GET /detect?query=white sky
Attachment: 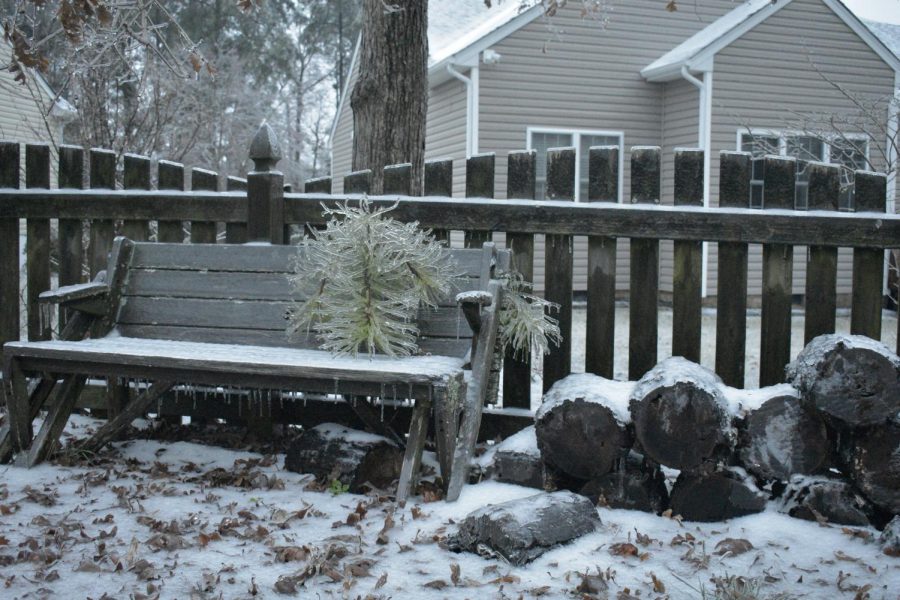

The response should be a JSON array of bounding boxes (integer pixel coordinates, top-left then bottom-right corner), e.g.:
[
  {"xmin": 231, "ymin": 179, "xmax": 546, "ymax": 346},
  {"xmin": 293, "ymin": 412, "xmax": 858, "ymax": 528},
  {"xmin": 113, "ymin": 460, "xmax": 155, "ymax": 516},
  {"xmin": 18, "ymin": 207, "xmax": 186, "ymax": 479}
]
[{"xmin": 842, "ymin": 0, "xmax": 900, "ymax": 24}]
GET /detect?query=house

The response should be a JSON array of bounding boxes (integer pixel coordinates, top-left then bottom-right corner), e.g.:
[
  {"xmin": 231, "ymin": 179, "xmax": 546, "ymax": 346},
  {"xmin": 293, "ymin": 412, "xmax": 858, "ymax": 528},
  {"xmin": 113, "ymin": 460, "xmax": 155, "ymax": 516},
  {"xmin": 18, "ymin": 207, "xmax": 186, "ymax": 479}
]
[{"xmin": 331, "ymin": 0, "xmax": 900, "ymax": 301}]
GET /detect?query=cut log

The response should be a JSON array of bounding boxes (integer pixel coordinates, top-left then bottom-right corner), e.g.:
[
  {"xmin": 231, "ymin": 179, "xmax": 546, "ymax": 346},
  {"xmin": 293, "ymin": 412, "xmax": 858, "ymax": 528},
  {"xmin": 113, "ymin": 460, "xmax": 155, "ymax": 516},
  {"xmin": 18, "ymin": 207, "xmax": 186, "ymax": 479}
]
[
  {"xmin": 579, "ymin": 451, "xmax": 669, "ymax": 514},
  {"xmin": 842, "ymin": 420, "xmax": 900, "ymax": 515},
  {"xmin": 881, "ymin": 516, "xmax": 900, "ymax": 556},
  {"xmin": 481, "ymin": 426, "xmax": 543, "ymax": 489},
  {"xmin": 535, "ymin": 374, "xmax": 633, "ymax": 480},
  {"xmin": 735, "ymin": 386, "xmax": 831, "ymax": 482},
  {"xmin": 445, "ymin": 491, "xmax": 600, "ymax": 565},
  {"xmin": 630, "ymin": 357, "xmax": 734, "ymax": 471},
  {"xmin": 284, "ymin": 423, "xmax": 402, "ymax": 493},
  {"xmin": 779, "ymin": 476, "xmax": 874, "ymax": 527},
  {"xmin": 786, "ymin": 334, "xmax": 900, "ymax": 428},
  {"xmin": 669, "ymin": 468, "xmax": 767, "ymax": 522}
]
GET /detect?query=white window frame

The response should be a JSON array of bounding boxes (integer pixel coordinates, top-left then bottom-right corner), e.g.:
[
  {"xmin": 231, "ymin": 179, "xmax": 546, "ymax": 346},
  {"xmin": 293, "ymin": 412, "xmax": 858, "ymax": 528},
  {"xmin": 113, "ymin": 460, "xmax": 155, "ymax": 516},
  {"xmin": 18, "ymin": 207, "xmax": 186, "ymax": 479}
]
[
  {"xmin": 526, "ymin": 127, "xmax": 625, "ymax": 202},
  {"xmin": 735, "ymin": 128, "xmax": 870, "ymax": 166}
]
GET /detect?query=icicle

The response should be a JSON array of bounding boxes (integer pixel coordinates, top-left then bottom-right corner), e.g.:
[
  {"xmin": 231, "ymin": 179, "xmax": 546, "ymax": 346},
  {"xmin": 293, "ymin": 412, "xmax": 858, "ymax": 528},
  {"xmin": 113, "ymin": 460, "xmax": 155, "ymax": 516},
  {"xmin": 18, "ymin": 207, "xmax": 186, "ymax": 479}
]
[
  {"xmin": 279, "ymin": 393, "xmax": 284, "ymax": 410},
  {"xmin": 267, "ymin": 393, "xmax": 272, "ymax": 416},
  {"xmin": 380, "ymin": 397, "xmax": 385, "ymax": 422},
  {"xmin": 303, "ymin": 392, "xmax": 307, "ymax": 408},
  {"xmin": 333, "ymin": 378, "xmax": 340, "ymax": 402},
  {"xmin": 456, "ymin": 304, "xmax": 462, "ymax": 340},
  {"xmin": 407, "ymin": 382, "xmax": 413, "ymax": 407},
  {"xmin": 238, "ymin": 395, "xmax": 242, "ymax": 417},
  {"xmin": 392, "ymin": 384, "xmax": 397, "ymax": 405}
]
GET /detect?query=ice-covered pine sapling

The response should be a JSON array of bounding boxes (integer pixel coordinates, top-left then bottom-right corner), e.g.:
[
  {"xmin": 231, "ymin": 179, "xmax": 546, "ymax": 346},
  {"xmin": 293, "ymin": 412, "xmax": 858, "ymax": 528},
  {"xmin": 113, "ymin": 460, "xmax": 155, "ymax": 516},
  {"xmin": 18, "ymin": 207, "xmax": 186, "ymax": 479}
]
[
  {"xmin": 498, "ymin": 270, "xmax": 562, "ymax": 362},
  {"xmin": 286, "ymin": 199, "xmax": 458, "ymax": 357}
]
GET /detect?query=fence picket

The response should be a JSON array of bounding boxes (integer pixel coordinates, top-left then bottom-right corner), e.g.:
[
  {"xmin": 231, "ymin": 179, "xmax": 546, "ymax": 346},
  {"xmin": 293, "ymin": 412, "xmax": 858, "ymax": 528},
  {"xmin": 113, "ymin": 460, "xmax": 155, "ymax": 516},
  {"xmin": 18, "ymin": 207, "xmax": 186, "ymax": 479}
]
[
  {"xmin": 88, "ymin": 149, "xmax": 116, "ymax": 278},
  {"xmin": 190, "ymin": 168, "xmax": 219, "ymax": 244},
  {"xmin": 225, "ymin": 176, "xmax": 248, "ymax": 243},
  {"xmin": 851, "ymin": 171, "xmax": 887, "ymax": 340},
  {"xmin": 57, "ymin": 146, "xmax": 85, "ymax": 329},
  {"xmin": 672, "ymin": 149, "xmax": 704, "ymax": 362},
  {"xmin": 122, "ymin": 154, "xmax": 152, "ymax": 242},
  {"xmin": 503, "ymin": 150, "xmax": 536, "ymax": 409},
  {"xmin": 628, "ymin": 146, "xmax": 661, "ymax": 380},
  {"xmin": 760, "ymin": 155, "xmax": 796, "ymax": 386},
  {"xmin": 543, "ymin": 147, "xmax": 575, "ymax": 391},
  {"xmin": 25, "ymin": 144, "xmax": 51, "ymax": 341},
  {"xmin": 585, "ymin": 146, "xmax": 618, "ymax": 378},
  {"xmin": 804, "ymin": 163, "xmax": 840, "ymax": 343},
  {"xmin": 383, "ymin": 163, "xmax": 412, "ymax": 196},
  {"xmin": 0, "ymin": 142, "xmax": 20, "ymax": 345},
  {"xmin": 424, "ymin": 159, "xmax": 452, "ymax": 244},
  {"xmin": 715, "ymin": 152, "xmax": 751, "ymax": 387},
  {"xmin": 344, "ymin": 170, "xmax": 372, "ymax": 194},
  {"xmin": 157, "ymin": 161, "xmax": 185, "ymax": 243},
  {"xmin": 464, "ymin": 154, "xmax": 494, "ymax": 249}
]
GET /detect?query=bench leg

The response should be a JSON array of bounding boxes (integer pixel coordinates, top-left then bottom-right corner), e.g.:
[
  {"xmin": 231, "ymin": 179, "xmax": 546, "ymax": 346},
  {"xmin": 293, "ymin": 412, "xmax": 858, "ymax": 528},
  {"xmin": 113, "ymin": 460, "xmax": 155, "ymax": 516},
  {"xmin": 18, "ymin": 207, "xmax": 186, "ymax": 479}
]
[
  {"xmin": 79, "ymin": 380, "xmax": 175, "ymax": 455},
  {"xmin": 396, "ymin": 392, "xmax": 433, "ymax": 505},
  {"xmin": 2, "ymin": 358, "xmax": 37, "ymax": 460},
  {"xmin": 433, "ymin": 381, "xmax": 463, "ymax": 482},
  {"xmin": 446, "ymin": 377, "xmax": 479, "ymax": 502},
  {"xmin": 0, "ymin": 372, "xmax": 57, "ymax": 463},
  {"xmin": 22, "ymin": 373, "xmax": 87, "ymax": 467}
]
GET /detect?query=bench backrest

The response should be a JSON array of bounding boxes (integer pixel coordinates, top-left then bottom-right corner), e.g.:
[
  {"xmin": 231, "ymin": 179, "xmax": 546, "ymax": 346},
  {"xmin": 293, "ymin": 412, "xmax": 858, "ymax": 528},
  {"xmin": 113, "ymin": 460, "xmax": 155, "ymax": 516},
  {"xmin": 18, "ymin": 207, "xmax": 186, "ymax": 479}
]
[{"xmin": 109, "ymin": 239, "xmax": 505, "ymax": 357}]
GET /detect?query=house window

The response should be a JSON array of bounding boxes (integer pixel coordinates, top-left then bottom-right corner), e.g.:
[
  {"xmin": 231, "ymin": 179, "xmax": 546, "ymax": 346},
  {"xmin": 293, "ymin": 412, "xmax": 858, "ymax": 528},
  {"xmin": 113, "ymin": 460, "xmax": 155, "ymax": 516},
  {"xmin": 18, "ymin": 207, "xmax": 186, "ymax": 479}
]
[
  {"xmin": 528, "ymin": 128, "xmax": 624, "ymax": 201},
  {"xmin": 738, "ymin": 130, "xmax": 869, "ymax": 210}
]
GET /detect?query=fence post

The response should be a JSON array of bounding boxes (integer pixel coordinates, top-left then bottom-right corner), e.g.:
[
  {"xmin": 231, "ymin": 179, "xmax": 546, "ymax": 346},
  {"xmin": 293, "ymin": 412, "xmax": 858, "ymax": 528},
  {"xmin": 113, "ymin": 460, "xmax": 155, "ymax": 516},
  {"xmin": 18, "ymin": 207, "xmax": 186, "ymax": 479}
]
[
  {"xmin": 25, "ymin": 144, "xmax": 51, "ymax": 341},
  {"xmin": 304, "ymin": 176, "xmax": 332, "ymax": 194},
  {"xmin": 344, "ymin": 170, "xmax": 372, "ymax": 194},
  {"xmin": 503, "ymin": 150, "xmax": 536, "ymax": 409},
  {"xmin": 157, "ymin": 161, "xmax": 186, "ymax": 243},
  {"xmin": 543, "ymin": 147, "xmax": 575, "ymax": 392},
  {"xmin": 425, "ymin": 159, "xmax": 452, "ymax": 244},
  {"xmin": 465, "ymin": 154, "xmax": 495, "ymax": 248},
  {"xmin": 715, "ymin": 152, "xmax": 751, "ymax": 388},
  {"xmin": 851, "ymin": 171, "xmax": 888, "ymax": 340},
  {"xmin": 122, "ymin": 154, "xmax": 151, "ymax": 241},
  {"xmin": 247, "ymin": 123, "xmax": 285, "ymax": 244},
  {"xmin": 58, "ymin": 146, "xmax": 85, "ymax": 328},
  {"xmin": 88, "ymin": 149, "xmax": 116, "ymax": 279},
  {"xmin": 672, "ymin": 148, "xmax": 704, "ymax": 362},
  {"xmin": 804, "ymin": 162, "xmax": 840, "ymax": 343},
  {"xmin": 225, "ymin": 176, "xmax": 249, "ymax": 243},
  {"xmin": 585, "ymin": 146, "xmax": 618, "ymax": 379},
  {"xmin": 190, "ymin": 167, "xmax": 219, "ymax": 244},
  {"xmin": 383, "ymin": 163, "xmax": 412, "ymax": 196},
  {"xmin": 629, "ymin": 146, "xmax": 661, "ymax": 380},
  {"xmin": 0, "ymin": 142, "xmax": 20, "ymax": 346},
  {"xmin": 759, "ymin": 155, "xmax": 796, "ymax": 386}
]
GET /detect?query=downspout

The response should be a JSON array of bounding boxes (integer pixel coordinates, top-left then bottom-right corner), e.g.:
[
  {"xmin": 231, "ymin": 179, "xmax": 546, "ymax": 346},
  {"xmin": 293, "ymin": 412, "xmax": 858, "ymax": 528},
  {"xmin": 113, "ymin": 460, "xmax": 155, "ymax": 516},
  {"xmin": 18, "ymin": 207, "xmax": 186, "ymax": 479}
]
[
  {"xmin": 447, "ymin": 64, "xmax": 477, "ymax": 157},
  {"xmin": 681, "ymin": 65, "xmax": 713, "ymax": 297}
]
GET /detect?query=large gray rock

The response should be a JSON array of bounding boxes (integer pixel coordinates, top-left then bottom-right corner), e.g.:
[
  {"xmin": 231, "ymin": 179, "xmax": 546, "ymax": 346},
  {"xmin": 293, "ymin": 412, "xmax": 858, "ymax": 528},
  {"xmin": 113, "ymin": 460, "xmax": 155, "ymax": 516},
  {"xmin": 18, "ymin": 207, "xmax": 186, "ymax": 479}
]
[
  {"xmin": 881, "ymin": 516, "xmax": 900, "ymax": 556},
  {"xmin": 446, "ymin": 491, "xmax": 600, "ymax": 565},
  {"xmin": 779, "ymin": 476, "xmax": 874, "ymax": 527}
]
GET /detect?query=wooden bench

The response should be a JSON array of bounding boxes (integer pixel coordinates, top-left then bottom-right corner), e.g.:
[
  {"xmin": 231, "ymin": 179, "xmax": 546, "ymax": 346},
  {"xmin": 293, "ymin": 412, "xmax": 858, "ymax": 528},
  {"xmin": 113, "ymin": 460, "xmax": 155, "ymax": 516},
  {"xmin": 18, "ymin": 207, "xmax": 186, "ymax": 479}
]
[{"xmin": 1, "ymin": 237, "xmax": 509, "ymax": 501}]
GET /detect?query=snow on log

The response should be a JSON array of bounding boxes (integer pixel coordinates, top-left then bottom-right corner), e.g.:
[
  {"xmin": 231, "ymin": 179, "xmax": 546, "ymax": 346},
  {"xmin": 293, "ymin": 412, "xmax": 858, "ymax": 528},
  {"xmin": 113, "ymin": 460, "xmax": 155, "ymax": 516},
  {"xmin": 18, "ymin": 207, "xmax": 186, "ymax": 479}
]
[
  {"xmin": 786, "ymin": 334, "xmax": 900, "ymax": 428},
  {"xmin": 479, "ymin": 426, "xmax": 543, "ymax": 489},
  {"xmin": 283, "ymin": 423, "xmax": 402, "ymax": 493},
  {"xmin": 779, "ymin": 476, "xmax": 874, "ymax": 527},
  {"xmin": 579, "ymin": 451, "xmax": 668, "ymax": 514},
  {"xmin": 734, "ymin": 385, "xmax": 831, "ymax": 482},
  {"xmin": 842, "ymin": 420, "xmax": 900, "ymax": 515},
  {"xmin": 629, "ymin": 358, "xmax": 734, "ymax": 471},
  {"xmin": 669, "ymin": 467, "xmax": 767, "ymax": 522},
  {"xmin": 445, "ymin": 491, "xmax": 600, "ymax": 565},
  {"xmin": 535, "ymin": 374, "xmax": 634, "ymax": 480}
]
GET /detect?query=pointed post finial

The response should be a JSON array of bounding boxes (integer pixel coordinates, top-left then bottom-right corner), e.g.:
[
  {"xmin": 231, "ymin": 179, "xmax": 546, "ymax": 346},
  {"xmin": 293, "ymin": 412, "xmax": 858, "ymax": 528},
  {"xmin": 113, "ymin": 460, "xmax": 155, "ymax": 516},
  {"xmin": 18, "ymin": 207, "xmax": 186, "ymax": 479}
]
[{"xmin": 249, "ymin": 122, "xmax": 282, "ymax": 172}]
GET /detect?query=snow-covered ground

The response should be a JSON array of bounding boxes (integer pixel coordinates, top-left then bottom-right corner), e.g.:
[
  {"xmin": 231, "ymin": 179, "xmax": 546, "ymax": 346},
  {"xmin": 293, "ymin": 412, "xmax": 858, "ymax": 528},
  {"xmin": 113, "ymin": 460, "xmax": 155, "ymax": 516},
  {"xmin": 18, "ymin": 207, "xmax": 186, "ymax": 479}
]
[{"xmin": 0, "ymin": 415, "xmax": 897, "ymax": 599}]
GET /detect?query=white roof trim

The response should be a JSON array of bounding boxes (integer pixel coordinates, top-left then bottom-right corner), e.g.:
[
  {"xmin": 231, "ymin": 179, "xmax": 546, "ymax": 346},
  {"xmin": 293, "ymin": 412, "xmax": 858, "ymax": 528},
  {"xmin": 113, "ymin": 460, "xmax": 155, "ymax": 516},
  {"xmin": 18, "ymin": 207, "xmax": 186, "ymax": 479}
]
[
  {"xmin": 329, "ymin": 34, "xmax": 361, "ymax": 149},
  {"xmin": 643, "ymin": 0, "xmax": 900, "ymax": 82}
]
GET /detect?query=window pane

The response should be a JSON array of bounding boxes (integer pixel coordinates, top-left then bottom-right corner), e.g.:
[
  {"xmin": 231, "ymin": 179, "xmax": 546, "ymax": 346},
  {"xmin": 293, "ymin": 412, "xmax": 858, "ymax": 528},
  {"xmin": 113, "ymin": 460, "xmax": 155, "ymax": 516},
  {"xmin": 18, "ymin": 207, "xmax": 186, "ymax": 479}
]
[
  {"xmin": 532, "ymin": 132, "xmax": 573, "ymax": 200},
  {"xmin": 786, "ymin": 136, "xmax": 825, "ymax": 162},
  {"xmin": 741, "ymin": 133, "xmax": 779, "ymax": 158},
  {"xmin": 830, "ymin": 139, "xmax": 867, "ymax": 211},
  {"xmin": 580, "ymin": 135, "xmax": 619, "ymax": 201}
]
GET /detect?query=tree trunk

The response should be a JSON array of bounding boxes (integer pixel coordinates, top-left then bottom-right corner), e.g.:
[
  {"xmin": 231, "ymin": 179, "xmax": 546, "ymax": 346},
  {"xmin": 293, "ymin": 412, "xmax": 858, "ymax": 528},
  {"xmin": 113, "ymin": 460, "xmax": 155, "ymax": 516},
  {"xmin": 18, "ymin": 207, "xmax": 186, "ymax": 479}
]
[{"xmin": 350, "ymin": 0, "xmax": 427, "ymax": 194}]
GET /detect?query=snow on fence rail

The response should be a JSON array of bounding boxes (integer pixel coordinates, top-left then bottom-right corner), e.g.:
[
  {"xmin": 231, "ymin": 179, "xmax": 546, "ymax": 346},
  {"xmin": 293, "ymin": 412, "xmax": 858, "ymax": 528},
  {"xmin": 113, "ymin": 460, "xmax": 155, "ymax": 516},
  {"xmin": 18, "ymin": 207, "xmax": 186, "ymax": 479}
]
[{"xmin": 0, "ymin": 130, "xmax": 898, "ymax": 424}]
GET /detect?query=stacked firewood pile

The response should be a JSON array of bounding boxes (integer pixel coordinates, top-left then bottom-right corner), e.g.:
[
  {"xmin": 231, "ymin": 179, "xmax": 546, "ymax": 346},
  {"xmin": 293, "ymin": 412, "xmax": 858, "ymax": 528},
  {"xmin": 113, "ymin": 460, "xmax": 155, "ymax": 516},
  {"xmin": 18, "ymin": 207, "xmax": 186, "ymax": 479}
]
[{"xmin": 495, "ymin": 334, "xmax": 899, "ymax": 527}]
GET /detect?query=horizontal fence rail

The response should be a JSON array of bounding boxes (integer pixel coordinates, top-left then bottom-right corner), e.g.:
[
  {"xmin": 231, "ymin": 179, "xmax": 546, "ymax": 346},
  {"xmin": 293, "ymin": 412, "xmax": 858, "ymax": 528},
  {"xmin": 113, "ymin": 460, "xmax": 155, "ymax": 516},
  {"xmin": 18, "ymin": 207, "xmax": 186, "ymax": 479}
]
[{"xmin": 0, "ymin": 137, "xmax": 897, "ymax": 422}]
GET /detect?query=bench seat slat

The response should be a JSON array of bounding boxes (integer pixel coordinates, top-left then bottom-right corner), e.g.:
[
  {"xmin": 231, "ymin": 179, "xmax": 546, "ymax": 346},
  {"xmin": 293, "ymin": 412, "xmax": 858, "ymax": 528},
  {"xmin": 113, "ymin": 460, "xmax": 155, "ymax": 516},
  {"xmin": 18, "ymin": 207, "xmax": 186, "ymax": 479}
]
[{"xmin": 4, "ymin": 338, "xmax": 465, "ymax": 384}]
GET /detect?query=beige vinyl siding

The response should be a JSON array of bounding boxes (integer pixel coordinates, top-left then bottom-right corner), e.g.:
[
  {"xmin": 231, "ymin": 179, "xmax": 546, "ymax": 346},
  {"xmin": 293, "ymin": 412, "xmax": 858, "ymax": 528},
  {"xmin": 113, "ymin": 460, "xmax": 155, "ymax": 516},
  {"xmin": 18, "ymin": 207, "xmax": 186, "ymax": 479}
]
[
  {"xmin": 424, "ymin": 77, "xmax": 468, "ymax": 196},
  {"xmin": 709, "ymin": 0, "xmax": 896, "ymax": 298},
  {"xmin": 478, "ymin": 0, "xmax": 736, "ymax": 294},
  {"xmin": 330, "ymin": 55, "xmax": 359, "ymax": 194}
]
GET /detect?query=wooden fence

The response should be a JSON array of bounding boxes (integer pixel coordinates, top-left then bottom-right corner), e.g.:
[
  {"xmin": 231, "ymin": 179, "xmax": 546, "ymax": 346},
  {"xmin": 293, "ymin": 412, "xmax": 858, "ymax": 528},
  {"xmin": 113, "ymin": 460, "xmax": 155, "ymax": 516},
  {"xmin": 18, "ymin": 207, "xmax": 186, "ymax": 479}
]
[{"xmin": 1, "ymin": 131, "xmax": 898, "ymax": 418}]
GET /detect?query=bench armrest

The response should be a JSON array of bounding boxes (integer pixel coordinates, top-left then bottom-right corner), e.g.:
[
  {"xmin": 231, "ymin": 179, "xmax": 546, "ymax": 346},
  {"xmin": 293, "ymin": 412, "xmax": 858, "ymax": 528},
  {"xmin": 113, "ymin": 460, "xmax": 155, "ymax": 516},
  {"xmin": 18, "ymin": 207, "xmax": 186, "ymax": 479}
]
[
  {"xmin": 39, "ymin": 281, "xmax": 108, "ymax": 305},
  {"xmin": 456, "ymin": 290, "xmax": 493, "ymax": 335}
]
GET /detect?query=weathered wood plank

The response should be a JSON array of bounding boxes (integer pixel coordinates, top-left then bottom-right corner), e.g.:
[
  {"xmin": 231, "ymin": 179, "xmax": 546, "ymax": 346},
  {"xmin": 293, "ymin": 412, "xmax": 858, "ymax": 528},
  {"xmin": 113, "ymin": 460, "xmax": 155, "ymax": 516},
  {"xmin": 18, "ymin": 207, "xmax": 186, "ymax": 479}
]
[
  {"xmin": 464, "ymin": 154, "xmax": 495, "ymax": 248},
  {"xmin": 23, "ymin": 374, "xmax": 87, "ymax": 467},
  {"xmin": 543, "ymin": 148, "xmax": 575, "ymax": 392},
  {"xmin": 503, "ymin": 150, "xmax": 535, "ymax": 408},
  {"xmin": 397, "ymin": 385, "xmax": 433, "ymax": 504},
  {"xmin": 88, "ymin": 149, "xmax": 117, "ymax": 278},
  {"xmin": 672, "ymin": 149, "xmax": 704, "ymax": 362},
  {"xmin": 303, "ymin": 176, "xmax": 331, "ymax": 194},
  {"xmin": 804, "ymin": 162, "xmax": 840, "ymax": 344},
  {"xmin": 628, "ymin": 147, "xmax": 661, "ymax": 380},
  {"xmin": 3, "ymin": 358, "xmax": 33, "ymax": 454},
  {"xmin": 190, "ymin": 168, "xmax": 218, "ymax": 244},
  {"xmin": 157, "ymin": 160, "xmax": 186, "ymax": 242},
  {"xmin": 851, "ymin": 171, "xmax": 887, "ymax": 340},
  {"xmin": 225, "ymin": 176, "xmax": 249, "ymax": 243},
  {"xmin": 122, "ymin": 154, "xmax": 152, "ymax": 241},
  {"xmin": 425, "ymin": 159, "xmax": 452, "ymax": 244},
  {"xmin": 585, "ymin": 146, "xmax": 618, "ymax": 378},
  {"xmin": 79, "ymin": 381, "xmax": 175, "ymax": 454},
  {"xmin": 343, "ymin": 170, "xmax": 372, "ymax": 194},
  {"xmin": 760, "ymin": 156, "xmax": 796, "ymax": 386},
  {"xmin": 715, "ymin": 152, "xmax": 751, "ymax": 388},
  {"xmin": 57, "ymin": 146, "xmax": 85, "ymax": 329},
  {"xmin": 25, "ymin": 144, "xmax": 51, "ymax": 341},
  {"xmin": 0, "ymin": 376, "xmax": 56, "ymax": 463},
  {"xmin": 383, "ymin": 163, "xmax": 412, "ymax": 196},
  {"xmin": 0, "ymin": 142, "xmax": 19, "ymax": 346}
]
